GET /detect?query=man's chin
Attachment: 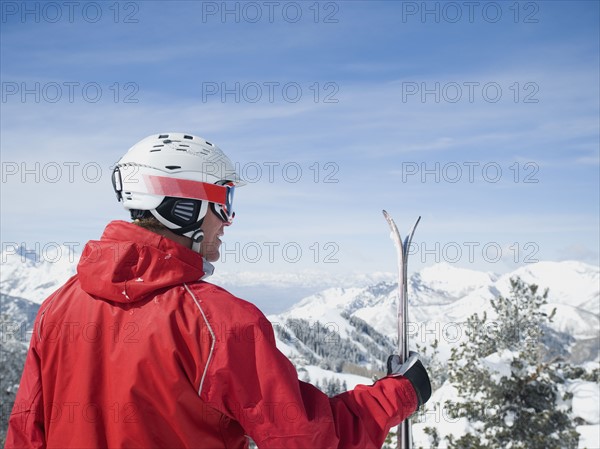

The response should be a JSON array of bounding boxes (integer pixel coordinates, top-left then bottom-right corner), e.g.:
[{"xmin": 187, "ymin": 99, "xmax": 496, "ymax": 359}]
[
  {"xmin": 201, "ymin": 241, "xmax": 222, "ymax": 261},
  {"xmin": 204, "ymin": 251, "xmax": 220, "ymax": 263}
]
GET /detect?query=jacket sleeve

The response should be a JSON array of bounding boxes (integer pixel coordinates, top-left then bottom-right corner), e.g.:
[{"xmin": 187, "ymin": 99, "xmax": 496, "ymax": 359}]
[
  {"xmin": 4, "ymin": 332, "xmax": 45, "ymax": 449},
  {"xmin": 199, "ymin": 299, "xmax": 418, "ymax": 449}
]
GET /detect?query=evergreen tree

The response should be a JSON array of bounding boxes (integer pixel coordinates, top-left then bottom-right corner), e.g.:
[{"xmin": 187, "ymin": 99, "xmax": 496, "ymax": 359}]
[
  {"xmin": 416, "ymin": 338, "xmax": 446, "ymax": 391},
  {"xmin": 444, "ymin": 278, "xmax": 580, "ymax": 449}
]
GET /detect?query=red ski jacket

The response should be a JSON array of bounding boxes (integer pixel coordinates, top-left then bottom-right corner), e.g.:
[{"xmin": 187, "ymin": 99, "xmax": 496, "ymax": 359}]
[{"xmin": 6, "ymin": 221, "xmax": 418, "ymax": 449}]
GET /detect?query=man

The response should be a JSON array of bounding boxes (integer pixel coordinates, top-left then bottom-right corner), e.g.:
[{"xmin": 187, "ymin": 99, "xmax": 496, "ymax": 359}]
[{"xmin": 6, "ymin": 133, "xmax": 431, "ymax": 448}]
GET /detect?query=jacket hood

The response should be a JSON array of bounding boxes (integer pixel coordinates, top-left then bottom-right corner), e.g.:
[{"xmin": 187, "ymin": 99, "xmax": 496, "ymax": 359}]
[{"xmin": 77, "ymin": 221, "xmax": 205, "ymax": 303}]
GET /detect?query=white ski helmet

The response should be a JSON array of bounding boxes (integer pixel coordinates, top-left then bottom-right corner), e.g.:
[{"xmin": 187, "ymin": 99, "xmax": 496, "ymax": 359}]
[{"xmin": 112, "ymin": 133, "xmax": 244, "ymax": 250}]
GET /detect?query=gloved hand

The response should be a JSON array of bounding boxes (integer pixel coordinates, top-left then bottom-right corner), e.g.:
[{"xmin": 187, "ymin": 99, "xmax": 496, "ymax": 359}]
[{"xmin": 387, "ymin": 351, "xmax": 432, "ymax": 408}]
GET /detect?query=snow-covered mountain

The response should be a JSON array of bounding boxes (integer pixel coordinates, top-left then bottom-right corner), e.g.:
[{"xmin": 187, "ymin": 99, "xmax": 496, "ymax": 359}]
[
  {"xmin": 0, "ymin": 245, "xmax": 78, "ymax": 304},
  {"xmin": 270, "ymin": 261, "xmax": 598, "ymax": 361}
]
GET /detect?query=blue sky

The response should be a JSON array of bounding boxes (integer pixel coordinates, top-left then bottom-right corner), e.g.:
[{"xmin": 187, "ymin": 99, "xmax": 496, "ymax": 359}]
[{"xmin": 1, "ymin": 0, "xmax": 598, "ymax": 277}]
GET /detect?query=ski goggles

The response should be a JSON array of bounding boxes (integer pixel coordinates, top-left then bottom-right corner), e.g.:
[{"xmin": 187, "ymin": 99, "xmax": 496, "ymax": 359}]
[
  {"xmin": 212, "ymin": 182, "xmax": 236, "ymax": 224},
  {"xmin": 144, "ymin": 175, "xmax": 236, "ymax": 223}
]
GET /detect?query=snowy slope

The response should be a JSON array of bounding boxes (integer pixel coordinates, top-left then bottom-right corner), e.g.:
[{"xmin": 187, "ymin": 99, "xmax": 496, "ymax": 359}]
[
  {"xmin": 299, "ymin": 365, "xmax": 372, "ymax": 391},
  {"xmin": 273, "ymin": 286, "xmax": 366, "ymax": 339}
]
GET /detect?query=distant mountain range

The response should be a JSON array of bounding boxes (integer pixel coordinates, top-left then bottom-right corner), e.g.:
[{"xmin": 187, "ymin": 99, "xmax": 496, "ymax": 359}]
[{"xmin": 269, "ymin": 260, "xmax": 599, "ymax": 364}]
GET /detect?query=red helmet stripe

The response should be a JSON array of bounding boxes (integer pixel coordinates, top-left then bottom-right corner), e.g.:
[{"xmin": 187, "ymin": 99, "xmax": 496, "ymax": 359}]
[{"xmin": 143, "ymin": 174, "xmax": 227, "ymax": 205}]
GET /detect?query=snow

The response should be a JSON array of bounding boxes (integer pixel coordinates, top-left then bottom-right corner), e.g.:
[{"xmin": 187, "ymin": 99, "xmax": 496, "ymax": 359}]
[
  {"xmin": 577, "ymin": 424, "xmax": 600, "ymax": 449},
  {"xmin": 568, "ymin": 380, "xmax": 600, "ymax": 425},
  {"xmin": 300, "ymin": 365, "xmax": 372, "ymax": 390},
  {"xmin": 353, "ymin": 301, "xmax": 397, "ymax": 338},
  {"xmin": 273, "ymin": 335, "xmax": 302, "ymax": 359},
  {"xmin": 504, "ymin": 410, "xmax": 516, "ymax": 427},
  {"xmin": 418, "ymin": 262, "xmax": 498, "ymax": 298},
  {"xmin": 497, "ymin": 261, "xmax": 599, "ymax": 309},
  {"xmin": 412, "ymin": 383, "xmax": 471, "ymax": 448},
  {"xmin": 1, "ymin": 245, "xmax": 78, "ymax": 303},
  {"xmin": 544, "ymin": 304, "xmax": 599, "ymax": 339},
  {"xmin": 482, "ymin": 350, "xmax": 517, "ymax": 380},
  {"xmin": 271, "ymin": 287, "xmax": 364, "ymax": 339}
]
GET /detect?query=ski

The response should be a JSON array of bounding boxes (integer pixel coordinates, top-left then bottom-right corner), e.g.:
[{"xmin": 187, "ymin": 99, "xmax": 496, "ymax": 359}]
[{"xmin": 382, "ymin": 210, "xmax": 421, "ymax": 449}]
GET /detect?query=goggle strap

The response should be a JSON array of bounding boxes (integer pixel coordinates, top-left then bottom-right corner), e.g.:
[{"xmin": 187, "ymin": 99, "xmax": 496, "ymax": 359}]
[{"xmin": 170, "ymin": 218, "xmax": 204, "ymax": 236}]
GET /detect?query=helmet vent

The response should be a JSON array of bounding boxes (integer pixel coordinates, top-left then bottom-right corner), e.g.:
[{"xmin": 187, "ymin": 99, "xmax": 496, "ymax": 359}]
[
  {"xmin": 205, "ymin": 141, "xmax": 214, "ymax": 146},
  {"xmin": 150, "ymin": 149, "xmax": 161, "ymax": 152},
  {"xmin": 165, "ymin": 165, "xmax": 181, "ymax": 170},
  {"xmin": 158, "ymin": 134, "xmax": 169, "ymax": 139},
  {"xmin": 184, "ymin": 135, "xmax": 193, "ymax": 140},
  {"xmin": 173, "ymin": 201, "xmax": 196, "ymax": 221}
]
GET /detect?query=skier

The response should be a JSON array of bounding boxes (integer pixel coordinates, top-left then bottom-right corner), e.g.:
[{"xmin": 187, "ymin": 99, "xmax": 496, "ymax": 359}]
[{"xmin": 5, "ymin": 133, "xmax": 431, "ymax": 449}]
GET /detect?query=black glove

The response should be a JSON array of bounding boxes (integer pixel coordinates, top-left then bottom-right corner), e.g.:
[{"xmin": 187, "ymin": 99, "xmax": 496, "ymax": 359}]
[{"xmin": 387, "ymin": 352, "xmax": 432, "ymax": 407}]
